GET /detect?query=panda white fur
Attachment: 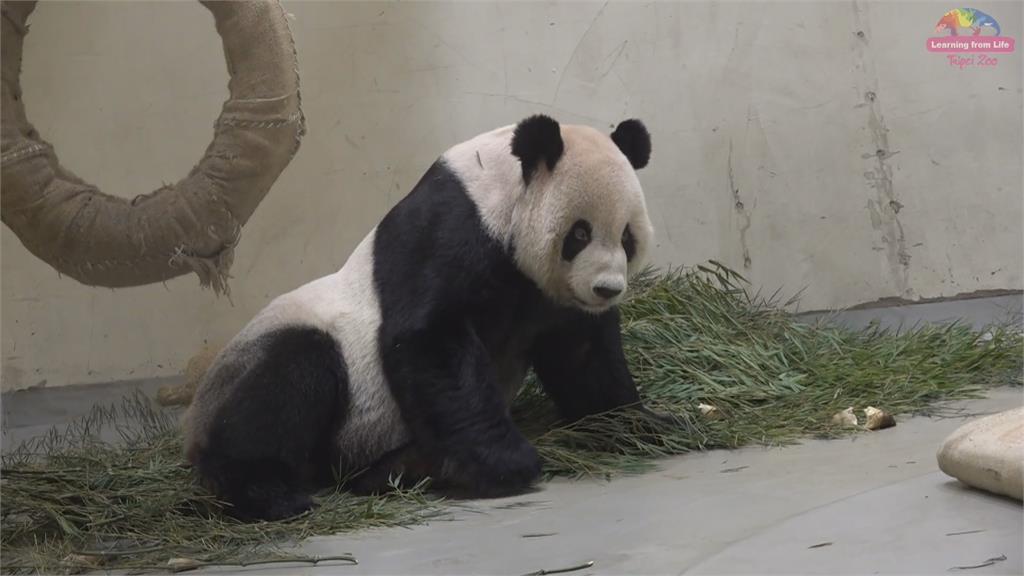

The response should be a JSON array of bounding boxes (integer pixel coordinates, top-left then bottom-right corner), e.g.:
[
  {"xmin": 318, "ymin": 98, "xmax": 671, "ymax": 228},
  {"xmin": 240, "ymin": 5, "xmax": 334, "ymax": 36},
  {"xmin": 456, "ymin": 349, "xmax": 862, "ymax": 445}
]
[{"xmin": 184, "ymin": 115, "xmax": 655, "ymax": 521}]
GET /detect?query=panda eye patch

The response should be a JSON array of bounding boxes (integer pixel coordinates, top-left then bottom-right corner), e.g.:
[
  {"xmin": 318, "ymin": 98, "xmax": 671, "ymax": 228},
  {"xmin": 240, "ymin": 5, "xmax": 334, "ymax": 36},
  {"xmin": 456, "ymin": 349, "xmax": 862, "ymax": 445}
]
[
  {"xmin": 562, "ymin": 219, "xmax": 592, "ymax": 261},
  {"xmin": 622, "ymin": 225, "xmax": 636, "ymax": 261}
]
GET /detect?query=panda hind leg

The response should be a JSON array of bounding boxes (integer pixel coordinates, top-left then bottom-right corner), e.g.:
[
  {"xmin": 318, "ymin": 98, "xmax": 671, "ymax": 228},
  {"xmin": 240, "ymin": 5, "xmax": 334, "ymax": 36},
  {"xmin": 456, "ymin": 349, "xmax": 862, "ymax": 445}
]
[
  {"xmin": 194, "ymin": 454, "xmax": 320, "ymax": 521},
  {"xmin": 345, "ymin": 442, "xmax": 435, "ymax": 495},
  {"xmin": 193, "ymin": 326, "xmax": 348, "ymax": 522}
]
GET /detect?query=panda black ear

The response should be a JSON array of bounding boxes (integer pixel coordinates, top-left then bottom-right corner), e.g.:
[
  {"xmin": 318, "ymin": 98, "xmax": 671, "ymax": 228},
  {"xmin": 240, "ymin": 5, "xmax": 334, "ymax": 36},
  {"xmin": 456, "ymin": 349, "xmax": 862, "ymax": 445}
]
[
  {"xmin": 611, "ymin": 119, "xmax": 651, "ymax": 169},
  {"xmin": 511, "ymin": 115, "xmax": 564, "ymax": 184}
]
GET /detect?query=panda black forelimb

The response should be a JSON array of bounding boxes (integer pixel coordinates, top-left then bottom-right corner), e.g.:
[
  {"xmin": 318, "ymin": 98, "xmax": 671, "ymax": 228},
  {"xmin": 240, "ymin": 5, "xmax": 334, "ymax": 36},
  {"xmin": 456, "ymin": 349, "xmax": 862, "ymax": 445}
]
[
  {"xmin": 380, "ymin": 318, "xmax": 543, "ymax": 498},
  {"xmin": 530, "ymin": 307, "xmax": 643, "ymax": 423}
]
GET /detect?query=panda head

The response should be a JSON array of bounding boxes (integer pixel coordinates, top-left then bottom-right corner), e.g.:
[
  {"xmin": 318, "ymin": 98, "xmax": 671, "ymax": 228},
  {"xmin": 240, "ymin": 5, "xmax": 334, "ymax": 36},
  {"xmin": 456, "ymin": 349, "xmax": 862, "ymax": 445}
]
[{"xmin": 509, "ymin": 115, "xmax": 654, "ymax": 314}]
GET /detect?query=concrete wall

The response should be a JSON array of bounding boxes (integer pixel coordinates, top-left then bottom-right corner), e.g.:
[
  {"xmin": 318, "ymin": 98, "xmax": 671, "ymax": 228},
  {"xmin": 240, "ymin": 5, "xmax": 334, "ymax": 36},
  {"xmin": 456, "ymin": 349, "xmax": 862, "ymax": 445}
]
[{"xmin": 2, "ymin": 1, "xmax": 1021, "ymax": 391}]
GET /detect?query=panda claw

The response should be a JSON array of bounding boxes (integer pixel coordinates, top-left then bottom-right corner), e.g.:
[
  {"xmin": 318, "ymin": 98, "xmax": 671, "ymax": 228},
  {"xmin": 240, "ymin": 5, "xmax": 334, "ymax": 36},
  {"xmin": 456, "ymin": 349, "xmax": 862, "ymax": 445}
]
[{"xmin": 438, "ymin": 431, "xmax": 543, "ymax": 499}]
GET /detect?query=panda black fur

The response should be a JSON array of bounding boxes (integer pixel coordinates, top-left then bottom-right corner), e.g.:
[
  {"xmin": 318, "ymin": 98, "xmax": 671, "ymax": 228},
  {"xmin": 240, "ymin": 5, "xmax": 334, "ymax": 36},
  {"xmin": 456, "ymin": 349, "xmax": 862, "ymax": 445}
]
[{"xmin": 184, "ymin": 115, "xmax": 656, "ymax": 521}]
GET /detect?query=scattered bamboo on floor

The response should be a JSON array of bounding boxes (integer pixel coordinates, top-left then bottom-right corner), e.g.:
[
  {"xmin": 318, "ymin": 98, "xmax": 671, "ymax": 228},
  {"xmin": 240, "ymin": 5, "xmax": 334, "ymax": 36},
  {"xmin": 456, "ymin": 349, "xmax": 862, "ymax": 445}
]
[{"xmin": 3, "ymin": 262, "xmax": 1020, "ymax": 574}]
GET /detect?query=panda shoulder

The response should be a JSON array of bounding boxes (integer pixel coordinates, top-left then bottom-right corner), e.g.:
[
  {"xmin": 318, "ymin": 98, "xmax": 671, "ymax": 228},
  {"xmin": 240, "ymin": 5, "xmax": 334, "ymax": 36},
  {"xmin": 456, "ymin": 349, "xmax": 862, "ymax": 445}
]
[{"xmin": 438, "ymin": 125, "xmax": 522, "ymax": 243}]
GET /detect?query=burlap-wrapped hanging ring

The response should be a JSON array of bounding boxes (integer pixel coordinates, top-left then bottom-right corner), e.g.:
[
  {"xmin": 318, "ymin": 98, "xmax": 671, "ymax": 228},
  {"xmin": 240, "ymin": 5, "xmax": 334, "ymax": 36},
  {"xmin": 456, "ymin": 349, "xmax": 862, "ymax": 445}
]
[{"xmin": 0, "ymin": 0, "xmax": 304, "ymax": 295}]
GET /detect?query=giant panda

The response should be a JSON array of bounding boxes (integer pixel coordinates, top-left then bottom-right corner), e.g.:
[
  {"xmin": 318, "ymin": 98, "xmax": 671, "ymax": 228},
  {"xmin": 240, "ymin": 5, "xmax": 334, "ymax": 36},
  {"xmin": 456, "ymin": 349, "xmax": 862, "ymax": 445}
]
[{"xmin": 184, "ymin": 114, "xmax": 657, "ymax": 521}]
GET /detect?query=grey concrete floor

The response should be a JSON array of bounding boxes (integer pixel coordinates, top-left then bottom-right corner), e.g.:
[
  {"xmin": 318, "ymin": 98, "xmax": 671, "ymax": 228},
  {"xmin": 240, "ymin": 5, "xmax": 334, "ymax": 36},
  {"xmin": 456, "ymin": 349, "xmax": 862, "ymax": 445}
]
[
  {"xmin": 295, "ymin": 389, "xmax": 1022, "ymax": 576},
  {"xmin": 1, "ymin": 295, "xmax": 1022, "ymax": 575},
  {"xmin": 164, "ymin": 390, "xmax": 1023, "ymax": 576}
]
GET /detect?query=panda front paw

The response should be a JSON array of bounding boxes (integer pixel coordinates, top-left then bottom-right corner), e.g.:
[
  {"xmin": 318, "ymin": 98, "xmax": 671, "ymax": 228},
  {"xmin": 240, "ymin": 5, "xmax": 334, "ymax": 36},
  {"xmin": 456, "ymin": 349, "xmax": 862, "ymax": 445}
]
[{"xmin": 440, "ymin": 427, "xmax": 542, "ymax": 498}]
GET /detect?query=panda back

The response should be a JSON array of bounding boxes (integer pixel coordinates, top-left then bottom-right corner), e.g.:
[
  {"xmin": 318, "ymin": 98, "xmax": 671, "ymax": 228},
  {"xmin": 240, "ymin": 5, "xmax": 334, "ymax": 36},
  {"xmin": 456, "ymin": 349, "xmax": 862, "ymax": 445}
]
[{"xmin": 186, "ymin": 229, "xmax": 407, "ymax": 468}]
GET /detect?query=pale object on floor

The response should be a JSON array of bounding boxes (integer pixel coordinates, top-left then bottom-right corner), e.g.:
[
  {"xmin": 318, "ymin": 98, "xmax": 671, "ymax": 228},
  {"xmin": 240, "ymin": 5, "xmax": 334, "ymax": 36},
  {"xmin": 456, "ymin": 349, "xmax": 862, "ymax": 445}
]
[
  {"xmin": 156, "ymin": 342, "xmax": 223, "ymax": 407},
  {"xmin": 937, "ymin": 406, "xmax": 1023, "ymax": 501},
  {"xmin": 831, "ymin": 406, "xmax": 858, "ymax": 428}
]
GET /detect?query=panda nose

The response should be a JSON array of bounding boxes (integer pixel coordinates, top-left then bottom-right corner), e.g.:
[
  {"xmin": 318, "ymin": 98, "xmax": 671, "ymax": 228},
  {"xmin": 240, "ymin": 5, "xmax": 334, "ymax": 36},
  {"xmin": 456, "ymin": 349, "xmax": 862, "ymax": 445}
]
[{"xmin": 593, "ymin": 285, "xmax": 623, "ymax": 299}]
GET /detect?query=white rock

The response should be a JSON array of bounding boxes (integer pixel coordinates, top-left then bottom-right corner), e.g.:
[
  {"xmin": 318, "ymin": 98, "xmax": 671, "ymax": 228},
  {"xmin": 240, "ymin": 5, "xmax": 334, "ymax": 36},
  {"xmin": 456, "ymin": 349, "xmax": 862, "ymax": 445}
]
[{"xmin": 936, "ymin": 407, "xmax": 1023, "ymax": 501}]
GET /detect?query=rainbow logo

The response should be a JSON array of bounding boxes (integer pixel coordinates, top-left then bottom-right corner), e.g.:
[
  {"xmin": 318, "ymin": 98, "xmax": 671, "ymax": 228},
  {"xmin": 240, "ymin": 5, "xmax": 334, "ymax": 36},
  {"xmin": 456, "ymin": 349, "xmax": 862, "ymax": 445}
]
[
  {"xmin": 927, "ymin": 8, "xmax": 1014, "ymax": 55},
  {"xmin": 935, "ymin": 8, "xmax": 1000, "ymax": 36}
]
